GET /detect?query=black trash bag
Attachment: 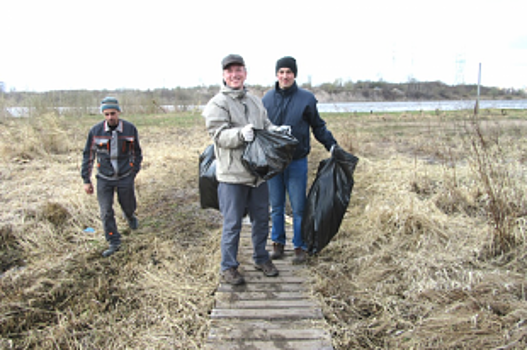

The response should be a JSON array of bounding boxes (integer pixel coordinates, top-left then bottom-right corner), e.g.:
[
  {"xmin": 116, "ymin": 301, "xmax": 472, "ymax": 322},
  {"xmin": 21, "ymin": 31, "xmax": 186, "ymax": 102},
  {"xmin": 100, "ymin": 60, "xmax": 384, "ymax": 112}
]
[
  {"xmin": 198, "ymin": 144, "xmax": 219, "ymax": 210},
  {"xmin": 302, "ymin": 144, "xmax": 359, "ymax": 255},
  {"xmin": 242, "ymin": 129, "xmax": 298, "ymax": 180}
]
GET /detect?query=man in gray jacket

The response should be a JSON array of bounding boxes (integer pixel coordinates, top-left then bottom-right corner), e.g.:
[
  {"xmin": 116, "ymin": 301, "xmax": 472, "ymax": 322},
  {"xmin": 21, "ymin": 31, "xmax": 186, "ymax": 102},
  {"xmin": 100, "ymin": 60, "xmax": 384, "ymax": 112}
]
[{"xmin": 203, "ymin": 54, "xmax": 284, "ymax": 285}]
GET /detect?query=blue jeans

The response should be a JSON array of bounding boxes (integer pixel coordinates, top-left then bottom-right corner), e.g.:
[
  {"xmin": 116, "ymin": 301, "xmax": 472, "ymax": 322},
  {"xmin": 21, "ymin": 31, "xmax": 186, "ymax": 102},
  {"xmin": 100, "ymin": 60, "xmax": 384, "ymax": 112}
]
[
  {"xmin": 96, "ymin": 175, "xmax": 136, "ymax": 245},
  {"xmin": 218, "ymin": 182, "xmax": 270, "ymax": 272},
  {"xmin": 267, "ymin": 157, "xmax": 307, "ymax": 250}
]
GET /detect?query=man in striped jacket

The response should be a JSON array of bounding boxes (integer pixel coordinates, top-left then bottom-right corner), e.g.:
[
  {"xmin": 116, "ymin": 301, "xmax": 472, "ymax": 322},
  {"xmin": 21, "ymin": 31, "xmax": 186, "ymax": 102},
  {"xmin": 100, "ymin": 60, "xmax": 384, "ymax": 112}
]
[{"xmin": 81, "ymin": 97, "xmax": 143, "ymax": 257}]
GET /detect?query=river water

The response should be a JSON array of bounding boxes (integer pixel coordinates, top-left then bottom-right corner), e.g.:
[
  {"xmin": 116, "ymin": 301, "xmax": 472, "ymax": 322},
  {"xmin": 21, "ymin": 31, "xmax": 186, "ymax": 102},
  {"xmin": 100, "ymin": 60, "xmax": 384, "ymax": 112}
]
[
  {"xmin": 317, "ymin": 99, "xmax": 527, "ymax": 113},
  {"xmin": 5, "ymin": 99, "xmax": 527, "ymax": 117}
]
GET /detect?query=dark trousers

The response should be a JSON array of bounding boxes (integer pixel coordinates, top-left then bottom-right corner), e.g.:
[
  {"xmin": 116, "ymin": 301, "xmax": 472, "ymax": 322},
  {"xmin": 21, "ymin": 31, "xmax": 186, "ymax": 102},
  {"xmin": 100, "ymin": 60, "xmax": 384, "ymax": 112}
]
[
  {"xmin": 218, "ymin": 182, "xmax": 270, "ymax": 271},
  {"xmin": 96, "ymin": 175, "xmax": 136, "ymax": 244}
]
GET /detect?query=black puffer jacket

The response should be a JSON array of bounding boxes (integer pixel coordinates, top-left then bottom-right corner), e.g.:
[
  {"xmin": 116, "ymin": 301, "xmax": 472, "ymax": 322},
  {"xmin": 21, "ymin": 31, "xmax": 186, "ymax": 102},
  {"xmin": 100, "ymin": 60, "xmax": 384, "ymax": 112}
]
[
  {"xmin": 81, "ymin": 119, "xmax": 142, "ymax": 183},
  {"xmin": 262, "ymin": 81, "xmax": 336, "ymax": 160}
]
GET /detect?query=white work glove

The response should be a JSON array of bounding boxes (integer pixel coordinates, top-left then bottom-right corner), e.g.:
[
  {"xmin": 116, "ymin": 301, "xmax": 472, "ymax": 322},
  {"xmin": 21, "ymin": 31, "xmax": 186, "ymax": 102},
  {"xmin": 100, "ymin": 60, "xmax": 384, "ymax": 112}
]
[
  {"xmin": 241, "ymin": 124, "xmax": 254, "ymax": 142},
  {"xmin": 276, "ymin": 125, "xmax": 292, "ymax": 134}
]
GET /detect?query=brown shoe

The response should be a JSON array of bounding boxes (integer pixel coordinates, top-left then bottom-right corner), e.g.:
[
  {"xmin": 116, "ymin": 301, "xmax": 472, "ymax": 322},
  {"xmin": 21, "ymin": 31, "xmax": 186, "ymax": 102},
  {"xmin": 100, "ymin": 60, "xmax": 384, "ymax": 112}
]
[
  {"xmin": 254, "ymin": 259, "xmax": 279, "ymax": 277},
  {"xmin": 221, "ymin": 267, "xmax": 245, "ymax": 285},
  {"xmin": 270, "ymin": 242, "xmax": 285, "ymax": 260},
  {"xmin": 292, "ymin": 248, "xmax": 307, "ymax": 265}
]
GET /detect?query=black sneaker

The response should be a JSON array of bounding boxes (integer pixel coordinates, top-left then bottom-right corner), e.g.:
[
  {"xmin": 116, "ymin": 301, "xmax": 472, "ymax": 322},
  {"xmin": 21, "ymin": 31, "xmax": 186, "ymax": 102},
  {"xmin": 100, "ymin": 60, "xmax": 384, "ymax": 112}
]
[
  {"xmin": 254, "ymin": 259, "xmax": 279, "ymax": 277},
  {"xmin": 221, "ymin": 267, "xmax": 245, "ymax": 285},
  {"xmin": 102, "ymin": 243, "xmax": 121, "ymax": 257}
]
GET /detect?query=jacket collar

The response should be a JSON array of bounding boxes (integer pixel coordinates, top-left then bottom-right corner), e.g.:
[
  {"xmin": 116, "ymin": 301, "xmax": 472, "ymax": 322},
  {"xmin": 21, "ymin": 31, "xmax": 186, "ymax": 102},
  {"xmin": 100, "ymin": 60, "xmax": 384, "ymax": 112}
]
[
  {"xmin": 221, "ymin": 83, "xmax": 247, "ymax": 100},
  {"xmin": 104, "ymin": 120, "xmax": 123, "ymax": 133},
  {"xmin": 275, "ymin": 81, "xmax": 298, "ymax": 96}
]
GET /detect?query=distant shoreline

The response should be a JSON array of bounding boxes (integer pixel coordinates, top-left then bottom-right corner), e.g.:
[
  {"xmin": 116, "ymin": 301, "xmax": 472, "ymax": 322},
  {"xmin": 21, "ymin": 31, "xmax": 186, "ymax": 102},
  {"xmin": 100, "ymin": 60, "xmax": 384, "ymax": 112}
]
[{"xmin": 2, "ymin": 80, "xmax": 525, "ymax": 107}]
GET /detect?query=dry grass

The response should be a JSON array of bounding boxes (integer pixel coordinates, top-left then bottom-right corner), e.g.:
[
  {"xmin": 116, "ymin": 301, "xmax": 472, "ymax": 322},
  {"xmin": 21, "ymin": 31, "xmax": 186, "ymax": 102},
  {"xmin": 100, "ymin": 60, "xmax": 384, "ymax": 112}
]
[
  {"xmin": 308, "ymin": 110, "xmax": 527, "ymax": 349},
  {"xmin": 0, "ymin": 111, "xmax": 221, "ymax": 349},
  {"xmin": 1, "ymin": 108, "xmax": 527, "ymax": 349}
]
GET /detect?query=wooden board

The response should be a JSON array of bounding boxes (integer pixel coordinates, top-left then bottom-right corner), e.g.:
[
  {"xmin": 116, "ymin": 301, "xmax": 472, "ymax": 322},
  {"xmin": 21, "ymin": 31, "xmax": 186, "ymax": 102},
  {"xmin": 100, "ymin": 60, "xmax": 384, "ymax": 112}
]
[
  {"xmin": 215, "ymin": 299, "xmax": 315, "ymax": 309},
  {"xmin": 206, "ymin": 340, "xmax": 334, "ymax": 350}
]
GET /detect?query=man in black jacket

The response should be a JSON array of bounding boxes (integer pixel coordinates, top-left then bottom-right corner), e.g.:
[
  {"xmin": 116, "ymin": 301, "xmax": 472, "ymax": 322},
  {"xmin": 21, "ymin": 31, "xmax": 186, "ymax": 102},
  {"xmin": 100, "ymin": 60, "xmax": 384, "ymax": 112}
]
[
  {"xmin": 81, "ymin": 97, "xmax": 143, "ymax": 257},
  {"xmin": 262, "ymin": 56, "xmax": 337, "ymax": 264}
]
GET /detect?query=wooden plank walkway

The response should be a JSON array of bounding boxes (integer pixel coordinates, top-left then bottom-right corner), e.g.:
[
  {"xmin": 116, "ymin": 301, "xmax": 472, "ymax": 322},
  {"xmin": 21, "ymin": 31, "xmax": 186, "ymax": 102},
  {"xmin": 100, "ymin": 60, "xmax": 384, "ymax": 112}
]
[{"xmin": 206, "ymin": 222, "xmax": 334, "ymax": 349}]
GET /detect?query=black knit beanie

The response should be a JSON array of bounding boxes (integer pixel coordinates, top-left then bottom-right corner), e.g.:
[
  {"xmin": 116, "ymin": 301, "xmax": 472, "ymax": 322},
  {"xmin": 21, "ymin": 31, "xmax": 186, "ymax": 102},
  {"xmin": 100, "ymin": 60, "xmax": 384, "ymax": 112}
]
[{"xmin": 275, "ymin": 56, "xmax": 297, "ymax": 77}]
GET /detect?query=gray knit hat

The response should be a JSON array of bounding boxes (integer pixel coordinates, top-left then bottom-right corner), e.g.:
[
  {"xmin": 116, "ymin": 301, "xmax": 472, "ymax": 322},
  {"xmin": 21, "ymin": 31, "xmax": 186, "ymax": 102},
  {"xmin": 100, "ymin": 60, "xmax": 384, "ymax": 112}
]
[{"xmin": 100, "ymin": 97, "xmax": 121, "ymax": 113}]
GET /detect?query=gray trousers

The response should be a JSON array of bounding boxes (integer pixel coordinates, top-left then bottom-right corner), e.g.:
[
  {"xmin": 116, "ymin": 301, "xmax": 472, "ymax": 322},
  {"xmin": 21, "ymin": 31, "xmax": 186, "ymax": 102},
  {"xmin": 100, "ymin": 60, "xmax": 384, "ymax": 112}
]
[
  {"xmin": 218, "ymin": 182, "xmax": 270, "ymax": 271},
  {"xmin": 96, "ymin": 175, "xmax": 136, "ymax": 244}
]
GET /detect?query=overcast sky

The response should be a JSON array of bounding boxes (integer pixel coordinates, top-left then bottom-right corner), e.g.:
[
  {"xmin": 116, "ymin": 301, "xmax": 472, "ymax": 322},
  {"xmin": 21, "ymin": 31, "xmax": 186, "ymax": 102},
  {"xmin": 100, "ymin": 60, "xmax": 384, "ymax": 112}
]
[{"xmin": 2, "ymin": 0, "xmax": 526, "ymax": 92}]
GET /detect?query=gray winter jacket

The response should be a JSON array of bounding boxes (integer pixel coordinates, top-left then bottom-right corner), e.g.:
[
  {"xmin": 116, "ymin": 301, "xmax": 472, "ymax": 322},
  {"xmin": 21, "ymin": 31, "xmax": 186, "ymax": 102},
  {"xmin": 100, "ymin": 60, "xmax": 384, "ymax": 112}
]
[{"xmin": 203, "ymin": 85, "xmax": 277, "ymax": 186}]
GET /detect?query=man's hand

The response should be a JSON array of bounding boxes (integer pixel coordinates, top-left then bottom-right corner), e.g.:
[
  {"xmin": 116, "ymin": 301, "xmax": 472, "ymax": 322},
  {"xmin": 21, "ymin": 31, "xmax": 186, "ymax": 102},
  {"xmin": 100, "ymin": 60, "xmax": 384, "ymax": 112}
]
[
  {"xmin": 276, "ymin": 125, "xmax": 291, "ymax": 134},
  {"xmin": 241, "ymin": 124, "xmax": 254, "ymax": 142},
  {"xmin": 84, "ymin": 183, "xmax": 94, "ymax": 195}
]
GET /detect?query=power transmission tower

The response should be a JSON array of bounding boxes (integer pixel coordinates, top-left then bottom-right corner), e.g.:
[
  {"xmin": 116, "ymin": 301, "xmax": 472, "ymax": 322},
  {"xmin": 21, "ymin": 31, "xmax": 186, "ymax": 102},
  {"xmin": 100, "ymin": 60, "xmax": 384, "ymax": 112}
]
[{"xmin": 455, "ymin": 54, "xmax": 466, "ymax": 85}]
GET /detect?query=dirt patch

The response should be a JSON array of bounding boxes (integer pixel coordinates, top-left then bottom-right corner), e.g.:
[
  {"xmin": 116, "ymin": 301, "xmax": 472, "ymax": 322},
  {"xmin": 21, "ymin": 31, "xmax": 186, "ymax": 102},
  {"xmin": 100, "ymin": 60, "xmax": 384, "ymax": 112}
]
[
  {"xmin": 40, "ymin": 202, "xmax": 71, "ymax": 227},
  {"xmin": 0, "ymin": 225, "xmax": 24, "ymax": 274}
]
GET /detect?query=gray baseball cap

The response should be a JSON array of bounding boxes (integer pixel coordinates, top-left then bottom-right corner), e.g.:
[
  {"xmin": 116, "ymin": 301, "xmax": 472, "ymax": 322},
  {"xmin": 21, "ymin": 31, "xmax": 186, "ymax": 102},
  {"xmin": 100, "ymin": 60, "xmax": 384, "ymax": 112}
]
[{"xmin": 222, "ymin": 54, "xmax": 245, "ymax": 69}]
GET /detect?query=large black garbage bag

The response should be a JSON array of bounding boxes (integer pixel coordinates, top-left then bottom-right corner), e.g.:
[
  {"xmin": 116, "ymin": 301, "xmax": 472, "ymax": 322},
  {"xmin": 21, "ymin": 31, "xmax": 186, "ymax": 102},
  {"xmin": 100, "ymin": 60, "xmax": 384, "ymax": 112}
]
[
  {"xmin": 242, "ymin": 129, "xmax": 298, "ymax": 180},
  {"xmin": 302, "ymin": 144, "xmax": 359, "ymax": 254},
  {"xmin": 199, "ymin": 144, "xmax": 219, "ymax": 210}
]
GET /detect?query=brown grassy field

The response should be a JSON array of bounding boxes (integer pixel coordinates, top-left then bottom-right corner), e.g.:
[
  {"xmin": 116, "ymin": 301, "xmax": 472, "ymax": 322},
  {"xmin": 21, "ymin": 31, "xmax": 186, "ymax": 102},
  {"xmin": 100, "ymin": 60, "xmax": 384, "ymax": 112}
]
[{"xmin": 1, "ymin": 107, "xmax": 526, "ymax": 349}]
